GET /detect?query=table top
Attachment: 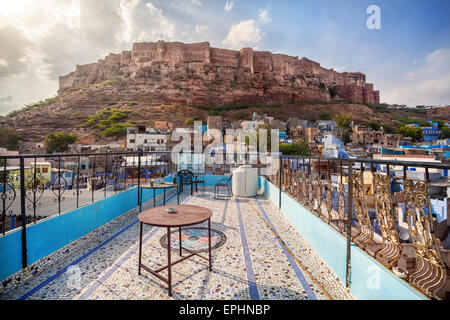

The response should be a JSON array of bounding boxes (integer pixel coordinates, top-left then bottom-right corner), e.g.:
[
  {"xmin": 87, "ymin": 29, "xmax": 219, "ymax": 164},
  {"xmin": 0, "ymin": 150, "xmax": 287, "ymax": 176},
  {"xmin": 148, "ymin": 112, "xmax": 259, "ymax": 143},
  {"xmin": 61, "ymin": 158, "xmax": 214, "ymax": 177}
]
[
  {"xmin": 140, "ymin": 182, "xmax": 178, "ymax": 189},
  {"xmin": 138, "ymin": 204, "xmax": 212, "ymax": 227}
]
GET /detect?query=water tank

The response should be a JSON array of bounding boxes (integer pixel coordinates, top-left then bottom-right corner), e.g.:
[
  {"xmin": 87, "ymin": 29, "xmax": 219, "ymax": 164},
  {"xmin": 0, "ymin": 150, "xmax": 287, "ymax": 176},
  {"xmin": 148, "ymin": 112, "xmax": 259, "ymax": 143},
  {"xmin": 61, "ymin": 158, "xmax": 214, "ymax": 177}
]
[{"xmin": 232, "ymin": 165, "xmax": 258, "ymax": 197}]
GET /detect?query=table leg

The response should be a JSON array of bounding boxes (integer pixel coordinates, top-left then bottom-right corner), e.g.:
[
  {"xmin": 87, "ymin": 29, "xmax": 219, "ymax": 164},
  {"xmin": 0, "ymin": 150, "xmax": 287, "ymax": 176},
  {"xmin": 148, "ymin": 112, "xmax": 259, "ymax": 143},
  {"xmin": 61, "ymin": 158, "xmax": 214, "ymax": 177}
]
[
  {"xmin": 138, "ymin": 222, "xmax": 143, "ymax": 275},
  {"xmin": 179, "ymin": 227, "xmax": 182, "ymax": 256},
  {"xmin": 167, "ymin": 227, "xmax": 172, "ymax": 296},
  {"xmin": 208, "ymin": 218, "xmax": 212, "ymax": 271},
  {"xmin": 163, "ymin": 188, "xmax": 166, "ymax": 205},
  {"xmin": 139, "ymin": 187, "xmax": 142, "ymax": 212},
  {"xmin": 153, "ymin": 188, "xmax": 156, "ymax": 207}
]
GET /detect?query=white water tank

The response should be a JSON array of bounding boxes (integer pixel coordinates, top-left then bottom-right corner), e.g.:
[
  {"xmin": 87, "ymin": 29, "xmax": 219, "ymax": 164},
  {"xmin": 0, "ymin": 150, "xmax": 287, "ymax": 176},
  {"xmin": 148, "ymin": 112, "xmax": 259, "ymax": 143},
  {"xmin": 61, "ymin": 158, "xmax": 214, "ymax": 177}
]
[{"xmin": 232, "ymin": 165, "xmax": 258, "ymax": 197}]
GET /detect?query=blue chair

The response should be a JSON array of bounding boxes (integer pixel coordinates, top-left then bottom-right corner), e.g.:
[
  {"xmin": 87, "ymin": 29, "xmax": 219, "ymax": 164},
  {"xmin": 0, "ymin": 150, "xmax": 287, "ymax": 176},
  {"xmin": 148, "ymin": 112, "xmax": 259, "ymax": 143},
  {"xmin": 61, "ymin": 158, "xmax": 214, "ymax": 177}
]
[{"xmin": 214, "ymin": 174, "xmax": 233, "ymax": 199}]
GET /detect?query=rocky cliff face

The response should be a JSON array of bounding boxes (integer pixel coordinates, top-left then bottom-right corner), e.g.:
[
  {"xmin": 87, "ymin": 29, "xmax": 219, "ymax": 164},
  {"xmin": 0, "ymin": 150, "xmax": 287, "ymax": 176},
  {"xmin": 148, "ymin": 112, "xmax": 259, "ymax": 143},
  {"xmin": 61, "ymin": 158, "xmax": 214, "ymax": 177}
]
[{"xmin": 59, "ymin": 40, "xmax": 380, "ymax": 106}]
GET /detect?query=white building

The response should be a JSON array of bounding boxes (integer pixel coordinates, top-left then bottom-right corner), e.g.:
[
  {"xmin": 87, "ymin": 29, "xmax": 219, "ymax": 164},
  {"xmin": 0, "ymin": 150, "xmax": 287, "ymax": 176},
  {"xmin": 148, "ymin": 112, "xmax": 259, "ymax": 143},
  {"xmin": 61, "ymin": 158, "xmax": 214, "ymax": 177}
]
[
  {"xmin": 127, "ymin": 126, "xmax": 168, "ymax": 152},
  {"xmin": 241, "ymin": 120, "xmax": 265, "ymax": 132},
  {"xmin": 322, "ymin": 134, "xmax": 349, "ymax": 159}
]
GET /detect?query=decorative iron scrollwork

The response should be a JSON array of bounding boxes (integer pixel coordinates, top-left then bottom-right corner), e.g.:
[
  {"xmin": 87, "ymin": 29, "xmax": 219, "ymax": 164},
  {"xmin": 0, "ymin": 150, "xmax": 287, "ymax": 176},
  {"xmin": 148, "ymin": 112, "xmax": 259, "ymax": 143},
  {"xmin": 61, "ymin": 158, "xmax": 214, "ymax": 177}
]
[
  {"xmin": 372, "ymin": 173, "xmax": 400, "ymax": 269},
  {"xmin": 50, "ymin": 174, "xmax": 68, "ymax": 204},
  {"xmin": 24, "ymin": 172, "xmax": 45, "ymax": 220},
  {"xmin": 1, "ymin": 175, "xmax": 16, "ymax": 233},
  {"xmin": 351, "ymin": 171, "xmax": 375, "ymax": 249},
  {"xmin": 404, "ymin": 178, "xmax": 446, "ymax": 298}
]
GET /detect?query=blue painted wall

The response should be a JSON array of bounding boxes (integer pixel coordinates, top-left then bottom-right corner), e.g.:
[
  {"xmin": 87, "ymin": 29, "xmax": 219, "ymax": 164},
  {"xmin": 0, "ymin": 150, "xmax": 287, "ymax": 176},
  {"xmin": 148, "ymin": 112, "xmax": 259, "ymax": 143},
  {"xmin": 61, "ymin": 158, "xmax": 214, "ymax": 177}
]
[{"xmin": 259, "ymin": 176, "xmax": 427, "ymax": 300}]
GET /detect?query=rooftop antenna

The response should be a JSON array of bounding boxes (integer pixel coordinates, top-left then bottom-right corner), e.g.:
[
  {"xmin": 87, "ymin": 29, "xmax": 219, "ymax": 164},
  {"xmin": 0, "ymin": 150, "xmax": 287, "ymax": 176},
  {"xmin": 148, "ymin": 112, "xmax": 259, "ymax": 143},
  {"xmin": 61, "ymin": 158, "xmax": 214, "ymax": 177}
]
[{"xmin": 160, "ymin": 34, "xmax": 163, "ymax": 41}]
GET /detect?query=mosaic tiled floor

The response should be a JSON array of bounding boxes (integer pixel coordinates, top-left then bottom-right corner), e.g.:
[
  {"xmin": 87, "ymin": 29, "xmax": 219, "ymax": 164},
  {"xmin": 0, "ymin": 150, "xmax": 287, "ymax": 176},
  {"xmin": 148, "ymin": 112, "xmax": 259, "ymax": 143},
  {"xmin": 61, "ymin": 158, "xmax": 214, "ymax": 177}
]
[{"xmin": 0, "ymin": 188, "xmax": 354, "ymax": 300}]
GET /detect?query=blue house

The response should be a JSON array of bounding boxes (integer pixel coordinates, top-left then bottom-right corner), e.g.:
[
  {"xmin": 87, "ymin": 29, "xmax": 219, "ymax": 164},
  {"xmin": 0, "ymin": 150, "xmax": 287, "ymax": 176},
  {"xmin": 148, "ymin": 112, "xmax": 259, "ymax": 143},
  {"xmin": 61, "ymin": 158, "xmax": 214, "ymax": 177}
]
[
  {"xmin": 421, "ymin": 121, "xmax": 441, "ymax": 142},
  {"xmin": 279, "ymin": 131, "xmax": 287, "ymax": 140}
]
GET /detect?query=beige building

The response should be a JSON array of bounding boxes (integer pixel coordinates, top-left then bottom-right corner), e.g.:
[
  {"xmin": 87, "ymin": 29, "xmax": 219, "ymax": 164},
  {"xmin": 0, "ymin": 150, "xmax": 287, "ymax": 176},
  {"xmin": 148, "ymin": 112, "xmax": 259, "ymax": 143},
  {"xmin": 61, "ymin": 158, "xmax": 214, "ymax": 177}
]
[
  {"xmin": 207, "ymin": 116, "xmax": 223, "ymax": 131},
  {"xmin": 154, "ymin": 120, "xmax": 174, "ymax": 132},
  {"xmin": 305, "ymin": 127, "xmax": 319, "ymax": 143},
  {"xmin": 351, "ymin": 125, "xmax": 384, "ymax": 147}
]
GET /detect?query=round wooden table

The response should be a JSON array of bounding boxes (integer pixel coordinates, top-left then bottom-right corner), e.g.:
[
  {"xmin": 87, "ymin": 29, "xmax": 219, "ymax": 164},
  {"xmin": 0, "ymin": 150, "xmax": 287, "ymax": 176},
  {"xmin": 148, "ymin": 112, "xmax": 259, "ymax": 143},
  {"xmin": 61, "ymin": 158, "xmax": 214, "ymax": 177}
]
[{"xmin": 137, "ymin": 204, "xmax": 213, "ymax": 296}]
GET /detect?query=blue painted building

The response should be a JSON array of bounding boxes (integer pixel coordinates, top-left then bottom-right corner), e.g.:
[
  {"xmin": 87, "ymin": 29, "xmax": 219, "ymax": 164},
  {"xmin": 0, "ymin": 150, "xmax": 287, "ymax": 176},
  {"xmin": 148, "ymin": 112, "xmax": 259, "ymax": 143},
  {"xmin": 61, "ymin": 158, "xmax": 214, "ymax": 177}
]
[{"xmin": 421, "ymin": 121, "xmax": 441, "ymax": 142}]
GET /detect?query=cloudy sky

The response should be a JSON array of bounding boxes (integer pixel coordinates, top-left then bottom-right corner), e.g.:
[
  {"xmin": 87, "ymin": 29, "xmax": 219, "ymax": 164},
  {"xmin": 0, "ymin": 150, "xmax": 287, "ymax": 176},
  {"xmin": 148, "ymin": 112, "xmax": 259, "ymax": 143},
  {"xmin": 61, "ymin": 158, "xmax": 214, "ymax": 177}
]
[{"xmin": 0, "ymin": 0, "xmax": 449, "ymax": 115}]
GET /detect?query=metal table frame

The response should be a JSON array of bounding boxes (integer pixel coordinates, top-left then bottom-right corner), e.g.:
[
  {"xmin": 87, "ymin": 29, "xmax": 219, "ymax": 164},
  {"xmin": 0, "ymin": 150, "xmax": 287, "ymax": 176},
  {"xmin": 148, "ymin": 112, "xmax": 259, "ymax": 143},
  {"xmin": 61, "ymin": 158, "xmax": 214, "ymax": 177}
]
[
  {"xmin": 139, "ymin": 183, "xmax": 179, "ymax": 211},
  {"xmin": 138, "ymin": 217, "xmax": 212, "ymax": 297}
]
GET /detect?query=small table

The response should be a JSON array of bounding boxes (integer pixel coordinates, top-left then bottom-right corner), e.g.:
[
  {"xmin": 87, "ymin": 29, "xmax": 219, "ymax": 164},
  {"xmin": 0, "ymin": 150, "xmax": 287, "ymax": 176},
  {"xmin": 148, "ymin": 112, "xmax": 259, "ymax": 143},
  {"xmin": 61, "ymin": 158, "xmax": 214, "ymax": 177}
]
[
  {"xmin": 138, "ymin": 205, "xmax": 213, "ymax": 296},
  {"xmin": 140, "ymin": 182, "xmax": 179, "ymax": 211}
]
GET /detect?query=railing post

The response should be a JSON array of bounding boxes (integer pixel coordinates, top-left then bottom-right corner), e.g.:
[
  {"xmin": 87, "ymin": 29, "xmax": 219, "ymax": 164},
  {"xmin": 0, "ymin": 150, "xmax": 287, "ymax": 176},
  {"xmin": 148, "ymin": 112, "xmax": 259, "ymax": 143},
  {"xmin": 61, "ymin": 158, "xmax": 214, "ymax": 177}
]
[
  {"xmin": 279, "ymin": 155, "xmax": 282, "ymax": 209},
  {"xmin": 76, "ymin": 154, "xmax": 80, "ymax": 208},
  {"xmin": 19, "ymin": 157, "xmax": 27, "ymax": 268},
  {"xmin": 58, "ymin": 156, "xmax": 61, "ymax": 214},
  {"xmin": 346, "ymin": 160, "xmax": 353, "ymax": 288},
  {"xmin": 104, "ymin": 154, "xmax": 108, "ymax": 199},
  {"xmin": 138, "ymin": 151, "xmax": 142, "ymax": 211}
]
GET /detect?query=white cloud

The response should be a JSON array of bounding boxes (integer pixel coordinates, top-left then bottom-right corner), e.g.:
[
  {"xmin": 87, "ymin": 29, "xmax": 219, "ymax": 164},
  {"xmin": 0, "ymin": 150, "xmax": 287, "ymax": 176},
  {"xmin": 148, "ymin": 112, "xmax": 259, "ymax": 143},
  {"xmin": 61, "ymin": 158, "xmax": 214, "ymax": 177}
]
[
  {"xmin": 191, "ymin": 0, "xmax": 202, "ymax": 6},
  {"xmin": 0, "ymin": 25, "xmax": 32, "ymax": 79},
  {"xmin": 119, "ymin": 0, "xmax": 141, "ymax": 44},
  {"xmin": 258, "ymin": 9, "xmax": 271, "ymax": 24},
  {"xmin": 145, "ymin": 2, "xmax": 176, "ymax": 40},
  {"xmin": 195, "ymin": 25, "xmax": 208, "ymax": 34},
  {"xmin": 222, "ymin": 19, "xmax": 265, "ymax": 50},
  {"xmin": 384, "ymin": 48, "xmax": 450, "ymax": 106},
  {"xmin": 224, "ymin": 1, "xmax": 234, "ymax": 12}
]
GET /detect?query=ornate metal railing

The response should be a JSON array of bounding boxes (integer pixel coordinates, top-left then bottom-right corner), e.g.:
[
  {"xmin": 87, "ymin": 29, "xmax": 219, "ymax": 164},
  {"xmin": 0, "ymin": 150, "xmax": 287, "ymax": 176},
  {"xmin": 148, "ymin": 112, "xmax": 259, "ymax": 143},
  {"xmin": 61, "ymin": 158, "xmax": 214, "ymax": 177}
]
[{"xmin": 268, "ymin": 155, "xmax": 450, "ymax": 299}]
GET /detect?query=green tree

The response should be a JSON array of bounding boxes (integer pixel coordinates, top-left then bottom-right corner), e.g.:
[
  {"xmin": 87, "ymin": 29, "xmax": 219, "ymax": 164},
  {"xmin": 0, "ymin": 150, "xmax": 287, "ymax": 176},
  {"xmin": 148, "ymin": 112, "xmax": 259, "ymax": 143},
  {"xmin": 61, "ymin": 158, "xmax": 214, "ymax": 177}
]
[
  {"xmin": 44, "ymin": 132, "xmax": 77, "ymax": 153},
  {"xmin": 0, "ymin": 126, "xmax": 21, "ymax": 150},
  {"xmin": 244, "ymin": 124, "xmax": 273, "ymax": 152},
  {"xmin": 397, "ymin": 126, "xmax": 423, "ymax": 142},
  {"xmin": 185, "ymin": 118, "xmax": 194, "ymax": 126},
  {"xmin": 333, "ymin": 114, "xmax": 351, "ymax": 128},
  {"xmin": 440, "ymin": 126, "xmax": 450, "ymax": 139},
  {"xmin": 368, "ymin": 122, "xmax": 381, "ymax": 131},
  {"xmin": 103, "ymin": 124, "xmax": 127, "ymax": 137},
  {"xmin": 333, "ymin": 114, "xmax": 351, "ymax": 141},
  {"xmin": 279, "ymin": 141, "xmax": 310, "ymax": 156},
  {"xmin": 318, "ymin": 111, "xmax": 332, "ymax": 120}
]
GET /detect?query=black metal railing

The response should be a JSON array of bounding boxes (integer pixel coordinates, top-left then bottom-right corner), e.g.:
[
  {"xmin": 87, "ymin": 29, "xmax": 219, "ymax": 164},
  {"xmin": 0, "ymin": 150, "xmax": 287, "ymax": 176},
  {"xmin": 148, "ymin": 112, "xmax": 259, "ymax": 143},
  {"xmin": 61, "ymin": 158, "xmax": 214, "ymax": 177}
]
[
  {"xmin": 0, "ymin": 149, "xmax": 250, "ymax": 278},
  {"xmin": 267, "ymin": 155, "xmax": 449, "ymax": 299}
]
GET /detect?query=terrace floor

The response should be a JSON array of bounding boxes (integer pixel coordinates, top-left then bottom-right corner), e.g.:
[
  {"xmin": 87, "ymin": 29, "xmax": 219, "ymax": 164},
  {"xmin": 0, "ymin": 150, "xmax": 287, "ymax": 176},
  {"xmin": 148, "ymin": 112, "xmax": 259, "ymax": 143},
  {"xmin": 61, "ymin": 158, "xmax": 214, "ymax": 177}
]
[{"xmin": 0, "ymin": 187, "xmax": 354, "ymax": 300}]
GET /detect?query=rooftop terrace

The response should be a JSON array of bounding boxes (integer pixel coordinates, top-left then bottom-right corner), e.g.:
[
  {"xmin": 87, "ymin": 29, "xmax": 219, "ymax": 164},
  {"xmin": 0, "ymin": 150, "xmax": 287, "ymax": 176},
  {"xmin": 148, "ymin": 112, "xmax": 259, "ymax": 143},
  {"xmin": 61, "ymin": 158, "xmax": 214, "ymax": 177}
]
[
  {"xmin": 0, "ymin": 187, "xmax": 352, "ymax": 300},
  {"xmin": 1, "ymin": 151, "xmax": 449, "ymax": 300}
]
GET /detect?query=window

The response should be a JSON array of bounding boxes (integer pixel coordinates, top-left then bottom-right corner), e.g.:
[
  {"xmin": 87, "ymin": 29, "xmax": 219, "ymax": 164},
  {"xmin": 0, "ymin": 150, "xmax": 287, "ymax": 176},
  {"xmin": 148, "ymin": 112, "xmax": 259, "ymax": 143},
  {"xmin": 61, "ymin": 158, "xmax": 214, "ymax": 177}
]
[
  {"xmin": 129, "ymin": 130, "xmax": 135, "ymax": 134},
  {"xmin": 42, "ymin": 167, "xmax": 48, "ymax": 173},
  {"xmin": 130, "ymin": 139, "xmax": 135, "ymax": 144}
]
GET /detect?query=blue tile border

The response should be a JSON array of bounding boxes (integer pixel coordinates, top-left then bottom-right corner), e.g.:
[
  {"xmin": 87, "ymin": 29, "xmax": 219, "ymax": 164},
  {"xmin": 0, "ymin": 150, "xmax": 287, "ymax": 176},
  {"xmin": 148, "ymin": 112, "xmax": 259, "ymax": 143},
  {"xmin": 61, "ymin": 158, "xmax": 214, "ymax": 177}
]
[
  {"xmin": 235, "ymin": 198, "xmax": 260, "ymax": 300},
  {"xmin": 255, "ymin": 198, "xmax": 317, "ymax": 300}
]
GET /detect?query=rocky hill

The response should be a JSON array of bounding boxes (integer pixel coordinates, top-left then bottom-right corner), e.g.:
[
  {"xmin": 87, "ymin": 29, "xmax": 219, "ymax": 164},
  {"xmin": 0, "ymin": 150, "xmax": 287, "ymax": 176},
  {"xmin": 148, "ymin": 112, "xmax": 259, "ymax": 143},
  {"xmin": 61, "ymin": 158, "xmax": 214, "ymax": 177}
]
[{"xmin": 0, "ymin": 40, "xmax": 447, "ymax": 142}]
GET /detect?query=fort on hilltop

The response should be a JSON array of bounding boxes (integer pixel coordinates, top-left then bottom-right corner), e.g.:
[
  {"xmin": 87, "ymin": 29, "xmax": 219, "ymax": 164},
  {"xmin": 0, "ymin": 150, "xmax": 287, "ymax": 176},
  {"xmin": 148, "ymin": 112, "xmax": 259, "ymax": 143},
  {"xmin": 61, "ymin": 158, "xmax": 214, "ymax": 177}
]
[{"xmin": 59, "ymin": 40, "xmax": 380, "ymax": 106}]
